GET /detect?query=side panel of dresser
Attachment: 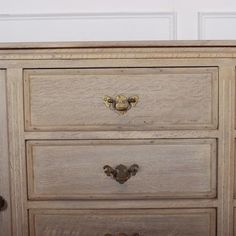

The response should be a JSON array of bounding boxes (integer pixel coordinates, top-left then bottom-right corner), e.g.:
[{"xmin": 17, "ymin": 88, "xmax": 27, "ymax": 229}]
[{"xmin": 0, "ymin": 70, "xmax": 12, "ymax": 235}]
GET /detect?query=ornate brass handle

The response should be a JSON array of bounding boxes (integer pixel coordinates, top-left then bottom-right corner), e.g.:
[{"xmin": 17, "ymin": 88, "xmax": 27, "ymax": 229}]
[
  {"xmin": 0, "ymin": 196, "xmax": 6, "ymax": 211},
  {"xmin": 103, "ymin": 164, "xmax": 139, "ymax": 184},
  {"xmin": 103, "ymin": 95, "xmax": 139, "ymax": 115},
  {"xmin": 104, "ymin": 234, "xmax": 139, "ymax": 236}
]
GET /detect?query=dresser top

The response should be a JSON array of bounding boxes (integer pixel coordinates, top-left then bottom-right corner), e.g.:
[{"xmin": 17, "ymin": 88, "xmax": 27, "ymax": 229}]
[{"xmin": 1, "ymin": 40, "xmax": 236, "ymax": 49}]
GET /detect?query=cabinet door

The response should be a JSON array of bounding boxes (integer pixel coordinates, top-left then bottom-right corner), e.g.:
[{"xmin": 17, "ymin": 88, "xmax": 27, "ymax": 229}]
[{"xmin": 0, "ymin": 70, "xmax": 12, "ymax": 235}]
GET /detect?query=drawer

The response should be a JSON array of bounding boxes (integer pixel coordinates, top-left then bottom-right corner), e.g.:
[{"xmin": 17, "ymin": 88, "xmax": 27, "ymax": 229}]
[
  {"xmin": 27, "ymin": 139, "xmax": 217, "ymax": 200},
  {"xmin": 29, "ymin": 208, "xmax": 216, "ymax": 236},
  {"xmin": 24, "ymin": 67, "xmax": 218, "ymax": 131}
]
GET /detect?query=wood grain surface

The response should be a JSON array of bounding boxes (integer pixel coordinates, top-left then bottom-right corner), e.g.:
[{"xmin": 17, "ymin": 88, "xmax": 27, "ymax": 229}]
[
  {"xmin": 26, "ymin": 139, "xmax": 217, "ymax": 200},
  {"xmin": 0, "ymin": 42, "xmax": 236, "ymax": 236},
  {"xmin": 24, "ymin": 67, "xmax": 218, "ymax": 131},
  {"xmin": 29, "ymin": 208, "xmax": 216, "ymax": 236}
]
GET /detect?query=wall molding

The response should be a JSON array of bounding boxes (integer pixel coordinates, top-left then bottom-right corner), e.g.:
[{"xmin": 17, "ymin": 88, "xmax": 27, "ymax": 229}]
[
  {"xmin": 198, "ymin": 12, "xmax": 236, "ymax": 39},
  {"xmin": 0, "ymin": 12, "xmax": 176, "ymax": 20},
  {"xmin": 0, "ymin": 12, "xmax": 177, "ymax": 41}
]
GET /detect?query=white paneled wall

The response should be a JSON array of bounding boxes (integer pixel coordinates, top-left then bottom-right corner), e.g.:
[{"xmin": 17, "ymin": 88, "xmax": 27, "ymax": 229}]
[
  {"xmin": 1, "ymin": 0, "xmax": 236, "ymax": 41},
  {"xmin": 0, "ymin": 13, "xmax": 176, "ymax": 42},
  {"xmin": 198, "ymin": 13, "xmax": 236, "ymax": 39}
]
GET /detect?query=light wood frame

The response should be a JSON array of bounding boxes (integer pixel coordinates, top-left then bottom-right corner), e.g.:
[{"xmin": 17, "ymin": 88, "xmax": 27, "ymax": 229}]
[{"xmin": 0, "ymin": 41, "xmax": 236, "ymax": 235}]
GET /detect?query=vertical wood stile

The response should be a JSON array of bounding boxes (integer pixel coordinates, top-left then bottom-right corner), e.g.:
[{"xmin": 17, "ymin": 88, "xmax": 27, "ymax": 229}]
[
  {"xmin": 0, "ymin": 69, "xmax": 12, "ymax": 235},
  {"xmin": 218, "ymin": 63, "xmax": 235, "ymax": 236},
  {"xmin": 6, "ymin": 68, "xmax": 28, "ymax": 236},
  {"xmin": 230, "ymin": 62, "xmax": 236, "ymax": 236}
]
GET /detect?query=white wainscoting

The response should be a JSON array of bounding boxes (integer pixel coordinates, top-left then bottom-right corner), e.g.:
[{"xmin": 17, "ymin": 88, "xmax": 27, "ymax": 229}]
[
  {"xmin": 0, "ymin": 12, "xmax": 177, "ymax": 42},
  {"xmin": 198, "ymin": 12, "xmax": 236, "ymax": 39},
  {"xmin": 1, "ymin": 11, "xmax": 236, "ymax": 41}
]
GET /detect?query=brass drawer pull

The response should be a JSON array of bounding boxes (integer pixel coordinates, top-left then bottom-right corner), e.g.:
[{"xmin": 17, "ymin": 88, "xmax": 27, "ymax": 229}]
[
  {"xmin": 104, "ymin": 234, "xmax": 139, "ymax": 236},
  {"xmin": 0, "ymin": 196, "xmax": 6, "ymax": 211},
  {"xmin": 103, "ymin": 164, "xmax": 139, "ymax": 184},
  {"xmin": 103, "ymin": 95, "xmax": 139, "ymax": 115}
]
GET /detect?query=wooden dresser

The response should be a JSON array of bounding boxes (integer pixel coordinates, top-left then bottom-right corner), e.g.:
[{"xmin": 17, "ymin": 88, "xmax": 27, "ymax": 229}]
[{"xmin": 0, "ymin": 41, "xmax": 236, "ymax": 236}]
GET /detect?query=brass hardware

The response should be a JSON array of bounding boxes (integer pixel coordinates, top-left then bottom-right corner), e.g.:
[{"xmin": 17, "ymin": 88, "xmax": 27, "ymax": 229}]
[
  {"xmin": 104, "ymin": 234, "xmax": 139, "ymax": 236},
  {"xmin": 0, "ymin": 196, "xmax": 6, "ymax": 211},
  {"xmin": 103, "ymin": 95, "xmax": 139, "ymax": 115},
  {"xmin": 103, "ymin": 164, "xmax": 139, "ymax": 184}
]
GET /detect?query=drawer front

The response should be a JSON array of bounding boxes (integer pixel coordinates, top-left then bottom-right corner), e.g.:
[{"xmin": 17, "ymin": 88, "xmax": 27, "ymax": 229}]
[
  {"xmin": 24, "ymin": 67, "xmax": 218, "ymax": 131},
  {"xmin": 27, "ymin": 139, "xmax": 216, "ymax": 200},
  {"xmin": 29, "ymin": 209, "xmax": 216, "ymax": 236}
]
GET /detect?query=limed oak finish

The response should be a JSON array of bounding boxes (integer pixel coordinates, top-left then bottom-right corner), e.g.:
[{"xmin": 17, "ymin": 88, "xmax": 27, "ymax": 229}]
[
  {"xmin": 24, "ymin": 68, "xmax": 218, "ymax": 131},
  {"xmin": 1, "ymin": 40, "xmax": 236, "ymax": 236},
  {"xmin": 29, "ymin": 209, "xmax": 216, "ymax": 236},
  {"xmin": 26, "ymin": 139, "xmax": 216, "ymax": 200}
]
